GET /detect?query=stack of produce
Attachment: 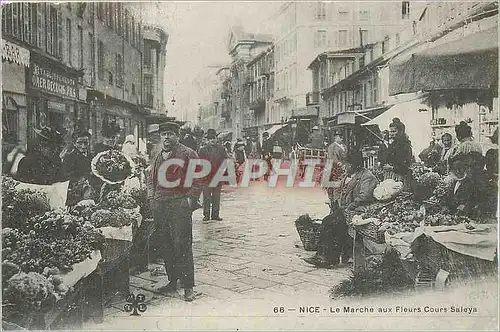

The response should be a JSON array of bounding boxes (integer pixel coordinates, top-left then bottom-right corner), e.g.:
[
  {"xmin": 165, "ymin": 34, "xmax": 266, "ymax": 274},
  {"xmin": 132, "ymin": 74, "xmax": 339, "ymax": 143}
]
[{"xmin": 431, "ymin": 175, "xmax": 456, "ymax": 204}]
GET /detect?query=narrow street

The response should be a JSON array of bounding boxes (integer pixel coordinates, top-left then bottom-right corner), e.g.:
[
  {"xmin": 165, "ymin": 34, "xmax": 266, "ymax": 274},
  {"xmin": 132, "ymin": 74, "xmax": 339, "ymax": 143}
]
[{"xmin": 82, "ymin": 180, "xmax": 498, "ymax": 331}]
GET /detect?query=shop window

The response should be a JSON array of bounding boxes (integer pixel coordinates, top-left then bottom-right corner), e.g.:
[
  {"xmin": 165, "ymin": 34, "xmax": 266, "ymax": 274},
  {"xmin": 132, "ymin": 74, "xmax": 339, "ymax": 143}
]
[
  {"xmin": 314, "ymin": 30, "xmax": 327, "ymax": 48},
  {"xmin": 359, "ymin": 9, "xmax": 370, "ymax": 21}
]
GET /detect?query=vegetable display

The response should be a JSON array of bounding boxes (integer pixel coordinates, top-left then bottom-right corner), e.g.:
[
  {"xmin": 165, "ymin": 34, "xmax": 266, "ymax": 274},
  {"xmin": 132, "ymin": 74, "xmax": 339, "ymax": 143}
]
[{"xmin": 91, "ymin": 150, "xmax": 133, "ymax": 184}]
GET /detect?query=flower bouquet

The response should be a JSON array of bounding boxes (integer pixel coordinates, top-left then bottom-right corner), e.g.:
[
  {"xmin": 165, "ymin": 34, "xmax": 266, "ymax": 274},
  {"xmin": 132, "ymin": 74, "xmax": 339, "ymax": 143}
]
[{"xmin": 91, "ymin": 150, "xmax": 135, "ymax": 184}]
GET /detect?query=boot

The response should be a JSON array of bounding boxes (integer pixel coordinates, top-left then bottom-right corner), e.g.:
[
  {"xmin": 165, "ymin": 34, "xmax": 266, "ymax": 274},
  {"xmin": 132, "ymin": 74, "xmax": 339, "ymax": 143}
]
[{"xmin": 184, "ymin": 288, "xmax": 195, "ymax": 302}]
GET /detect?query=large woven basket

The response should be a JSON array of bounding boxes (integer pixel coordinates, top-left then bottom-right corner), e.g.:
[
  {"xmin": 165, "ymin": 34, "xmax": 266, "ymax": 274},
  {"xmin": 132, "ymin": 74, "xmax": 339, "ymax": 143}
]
[
  {"xmin": 355, "ymin": 222, "xmax": 386, "ymax": 244},
  {"xmin": 296, "ymin": 223, "xmax": 322, "ymax": 251}
]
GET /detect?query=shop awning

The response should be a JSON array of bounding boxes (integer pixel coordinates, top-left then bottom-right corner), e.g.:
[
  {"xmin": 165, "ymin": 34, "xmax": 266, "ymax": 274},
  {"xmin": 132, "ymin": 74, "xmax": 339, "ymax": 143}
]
[
  {"xmin": 264, "ymin": 123, "xmax": 289, "ymax": 136},
  {"xmin": 2, "ymin": 39, "xmax": 30, "ymax": 67},
  {"xmin": 363, "ymin": 99, "xmax": 433, "ymax": 158},
  {"xmin": 389, "ymin": 27, "xmax": 498, "ymax": 95}
]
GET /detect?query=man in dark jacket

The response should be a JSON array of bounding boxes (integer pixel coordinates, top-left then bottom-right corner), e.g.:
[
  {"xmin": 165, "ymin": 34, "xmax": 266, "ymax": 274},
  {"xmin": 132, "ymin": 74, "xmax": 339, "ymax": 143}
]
[
  {"xmin": 16, "ymin": 127, "xmax": 65, "ymax": 185},
  {"xmin": 198, "ymin": 129, "xmax": 228, "ymax": 221},
  {"xmin": 149, "ymin": 122, "xmax": 203, "ymax": 301},
  {"xmin": 62, "ymin": 129, "xmax": 93, "ymax": 206}
]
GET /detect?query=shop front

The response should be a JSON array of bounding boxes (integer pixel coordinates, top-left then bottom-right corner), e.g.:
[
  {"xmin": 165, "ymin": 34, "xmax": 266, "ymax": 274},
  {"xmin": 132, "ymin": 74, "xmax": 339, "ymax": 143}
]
[
  {"xmin": 87, "ymin": 90, "xmax": 149, "ymax": 154},
  {"xmin": 2, "ymin": 38, "xmax": 30, "ymax": 148},
  {"xmin": 27, "ymin": 52, "xmax": 83, "ymax": 150}
]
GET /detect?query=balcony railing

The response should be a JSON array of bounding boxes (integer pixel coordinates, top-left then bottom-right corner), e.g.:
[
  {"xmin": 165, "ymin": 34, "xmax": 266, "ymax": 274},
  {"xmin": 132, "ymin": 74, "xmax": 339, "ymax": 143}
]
[{"xmin": 306, "ymin": 91, "xmax": 320, "ymax": 106}]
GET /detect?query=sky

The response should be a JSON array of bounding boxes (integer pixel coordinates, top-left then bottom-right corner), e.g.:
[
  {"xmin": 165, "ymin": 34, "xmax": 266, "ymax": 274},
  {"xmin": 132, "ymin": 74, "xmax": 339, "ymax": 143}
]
[{"xmin": 135, "ymin": 1, "xmax": 281, "ymax": 121}]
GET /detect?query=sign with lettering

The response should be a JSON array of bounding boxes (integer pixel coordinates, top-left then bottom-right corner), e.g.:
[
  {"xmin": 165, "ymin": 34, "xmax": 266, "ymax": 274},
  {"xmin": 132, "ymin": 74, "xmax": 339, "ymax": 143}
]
[
  {"xmin": 337, "ymin": 112, "xmax": 356, "ymax": 125},
  {"xmin": 30, "ymin": 58, "xmax": 78, "ymax": 100},
  {"xmin": 1, "ymin": 39, "xmax": 30, "ymax": 67}
]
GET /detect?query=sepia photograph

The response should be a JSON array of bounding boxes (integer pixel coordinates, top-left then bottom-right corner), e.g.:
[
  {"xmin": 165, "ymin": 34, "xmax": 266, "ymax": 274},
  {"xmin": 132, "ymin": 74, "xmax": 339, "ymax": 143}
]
[{"xmin": 1, "ymin": 0, "xmax": 499, "ymax": 330}]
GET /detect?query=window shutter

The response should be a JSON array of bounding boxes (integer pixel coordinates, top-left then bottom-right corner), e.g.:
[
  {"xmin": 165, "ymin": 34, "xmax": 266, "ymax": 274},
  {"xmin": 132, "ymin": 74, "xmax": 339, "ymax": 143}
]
[{"xmin": 57, "ymin": 10, "xmax": 63, "ymax": 57}]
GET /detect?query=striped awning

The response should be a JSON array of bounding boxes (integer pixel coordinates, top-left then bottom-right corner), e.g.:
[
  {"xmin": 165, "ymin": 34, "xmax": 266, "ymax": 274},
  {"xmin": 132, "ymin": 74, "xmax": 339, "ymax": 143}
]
[{"xmin": 2, "ymin": 39, "xmax": 30, "ymax": 67}]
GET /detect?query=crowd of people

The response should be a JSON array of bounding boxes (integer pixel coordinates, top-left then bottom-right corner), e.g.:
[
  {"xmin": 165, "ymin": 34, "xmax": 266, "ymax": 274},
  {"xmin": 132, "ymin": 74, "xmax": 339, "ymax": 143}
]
[
  {"xmin": 3, "ymin": 115, "xmax": 497, "ymax": 300},
  {"xmin": 304, "ymin": 118, "xmax": 498, "ymax": 268}
]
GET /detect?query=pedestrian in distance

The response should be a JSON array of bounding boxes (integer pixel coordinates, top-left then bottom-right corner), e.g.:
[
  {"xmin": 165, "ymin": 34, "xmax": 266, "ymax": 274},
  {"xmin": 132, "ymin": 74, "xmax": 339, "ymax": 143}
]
[
  {"xmin": 149, "ymin": 122, "xmax": 203, "ymax": 301},
  {"xmin": 198, "ymin": 128, "xmax": 228, "ymax": 222}
]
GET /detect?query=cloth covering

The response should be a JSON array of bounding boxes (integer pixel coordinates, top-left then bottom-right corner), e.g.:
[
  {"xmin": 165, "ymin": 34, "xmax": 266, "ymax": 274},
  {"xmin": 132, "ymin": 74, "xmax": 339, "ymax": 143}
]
[
  {"xmin": 389, "ymin": 27, "xmax": 498, "ymax": 95},
  {"xmin": 387, "ymin": 224, "xmax": 498, "ymax": 262}
]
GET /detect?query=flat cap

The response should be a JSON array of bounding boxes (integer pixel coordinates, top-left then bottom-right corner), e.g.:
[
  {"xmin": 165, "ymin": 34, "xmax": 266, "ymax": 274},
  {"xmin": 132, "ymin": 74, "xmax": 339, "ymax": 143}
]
[
  {"xmin": 148, "ymin": 124, "xmax": 159, "ymax": 134},
  {"xmin": 158, "ymin": 122, "xmax": 180, "ymax": 134}
]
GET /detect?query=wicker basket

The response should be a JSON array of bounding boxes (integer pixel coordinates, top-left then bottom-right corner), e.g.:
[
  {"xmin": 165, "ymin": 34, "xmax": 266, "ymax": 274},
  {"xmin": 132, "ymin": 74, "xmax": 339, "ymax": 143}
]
[
  {"xmin": 415, "ymin": 236, "xmax": 497, "ymax": 280},
  {"xmin": 355, "ymin": 222, "xmax": 386, "ymax": 244},
  {"xmin": 296, "ymin": 223, "xmax": 322, "ymax": 251}
]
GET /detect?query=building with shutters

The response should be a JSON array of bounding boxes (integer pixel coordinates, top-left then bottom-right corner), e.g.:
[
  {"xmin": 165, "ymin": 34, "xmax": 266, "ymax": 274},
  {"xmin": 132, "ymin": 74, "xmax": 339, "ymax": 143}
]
[
  {"xmin": 271, "ymin": 1, "xmax": 418, "ymax": 124},
  {"xmin": 2, "ymin": 3, "xmax": 168, "ymax": 154}
]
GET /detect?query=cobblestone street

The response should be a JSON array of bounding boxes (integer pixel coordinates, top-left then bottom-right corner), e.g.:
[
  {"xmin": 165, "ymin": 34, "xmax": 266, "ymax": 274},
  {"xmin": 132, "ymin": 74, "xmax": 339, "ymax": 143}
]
[{"xmin": 82, "ymin": 179, "xmax": 498, "ymax": 330}]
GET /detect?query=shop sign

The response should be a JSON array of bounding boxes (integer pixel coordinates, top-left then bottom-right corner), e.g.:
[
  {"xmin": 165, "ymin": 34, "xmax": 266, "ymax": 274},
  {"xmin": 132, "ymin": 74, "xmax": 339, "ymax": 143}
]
[
  {"xmin": 2, "ymin": 39, "xmax": 30, "ymax": 67},
  {"xmin": 30, "ymin": 59, "xmax": 78, "ymax": 100},
  {"xmin": 337, "ymin": 112, "xmax": 356, "ymax": 125}
]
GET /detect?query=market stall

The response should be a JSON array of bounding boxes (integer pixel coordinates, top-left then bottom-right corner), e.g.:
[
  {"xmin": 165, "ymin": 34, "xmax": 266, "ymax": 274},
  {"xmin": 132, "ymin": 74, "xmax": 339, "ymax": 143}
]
[
  {"xmin": 2, "ymin": 149, "xmax": 149, "ymax": 329},
  {"xmin": 296, "ymin": 164, "xmax": 498, "ymax": 297}
]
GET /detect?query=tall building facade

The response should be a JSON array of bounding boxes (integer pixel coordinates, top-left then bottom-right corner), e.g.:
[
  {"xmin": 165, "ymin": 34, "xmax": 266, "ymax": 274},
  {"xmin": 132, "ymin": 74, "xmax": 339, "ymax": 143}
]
[
  {"xmin": 226, "ymin": 26, "xmax": 273, "ymax": 138},
  {"xmin": 271, "ymin": 1, "xmax": 420, "ymax": 122},
  {"xmin": 2, "ymin": 2, "xmax": 167, "ymax": 153}
]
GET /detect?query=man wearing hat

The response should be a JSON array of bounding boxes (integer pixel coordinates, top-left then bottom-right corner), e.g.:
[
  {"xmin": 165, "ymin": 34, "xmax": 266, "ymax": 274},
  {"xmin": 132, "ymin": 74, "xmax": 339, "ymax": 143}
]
[
  {"xmin": 94, "ymin": 119, "xmax": 121, "ymax": 154},
  {"xmin": 17, "ymin": 127, "xmax": 65, "ymax": 185},
  {"xmin": 308, "ymin": 125, "xmax": 324, "ymax": 149},
  {"xmin": 198, "ymin": 128, "xmax": 228, "ymax": 221},
  {"xmin": 62, "ymin": 128, "xmax": 94, "ymax": 206},
  {"xmin": 149, "ymin": 122, "xmax": 203, "ymax": 301},
  {"xmin": 325, "ymin": 130, "xmax": 348, "ymax": 205}
]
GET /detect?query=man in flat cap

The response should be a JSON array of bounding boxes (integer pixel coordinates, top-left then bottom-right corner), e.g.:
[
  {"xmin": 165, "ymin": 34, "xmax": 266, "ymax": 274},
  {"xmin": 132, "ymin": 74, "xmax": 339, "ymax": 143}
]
[
  {"xmin": 149, "ymin": 121, "xmax": 203, "ymax": 301},
  {"xmin": 198, "ymin": 128, "xmax": 228, "ymax": 221}
]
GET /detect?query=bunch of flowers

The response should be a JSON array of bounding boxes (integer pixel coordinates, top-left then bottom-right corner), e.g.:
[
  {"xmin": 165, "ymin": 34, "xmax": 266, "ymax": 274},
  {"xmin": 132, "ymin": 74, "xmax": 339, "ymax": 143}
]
[
  {"xmin": 2, "ymin": 177, "xmax": 51, "ymax": 231},
  {"xmin": 91, "ymin": 150, "xmax": 134, "ymax": 184}
]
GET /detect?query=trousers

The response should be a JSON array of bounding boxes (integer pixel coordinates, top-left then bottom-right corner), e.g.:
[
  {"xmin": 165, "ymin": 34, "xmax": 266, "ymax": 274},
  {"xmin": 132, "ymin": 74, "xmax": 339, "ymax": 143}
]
[
  {"xmin": 203, "ymin": 186, "xmax": 221, "ymax": 218},
  {"xmin": 317, "ymin": 210, "xmax": 352, "ymax": 264},
  {"xmin": 152, "ymin": 198, "xmax": 195, "ymax": 288}
]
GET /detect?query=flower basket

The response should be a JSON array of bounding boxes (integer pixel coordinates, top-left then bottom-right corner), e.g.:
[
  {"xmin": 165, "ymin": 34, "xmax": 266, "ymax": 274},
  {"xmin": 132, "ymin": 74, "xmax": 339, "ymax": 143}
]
[
  {"xmin": 91, "ymin": 150, "xmax": 135, "ymax": 185},
  {"xmin": 294, "ymin": 215, "xmax": 322, "ymax": 251}
]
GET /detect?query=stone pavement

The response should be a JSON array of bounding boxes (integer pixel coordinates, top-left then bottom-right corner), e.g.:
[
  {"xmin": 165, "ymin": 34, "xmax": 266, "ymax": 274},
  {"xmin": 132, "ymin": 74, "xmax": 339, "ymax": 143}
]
[
  {"xmin": 83, "ymin": 179, "xmax": 352, "ymax": 326},
  {"xmin": 82, "ymin": 179, "xmax": 499, "ymax": 330}
]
